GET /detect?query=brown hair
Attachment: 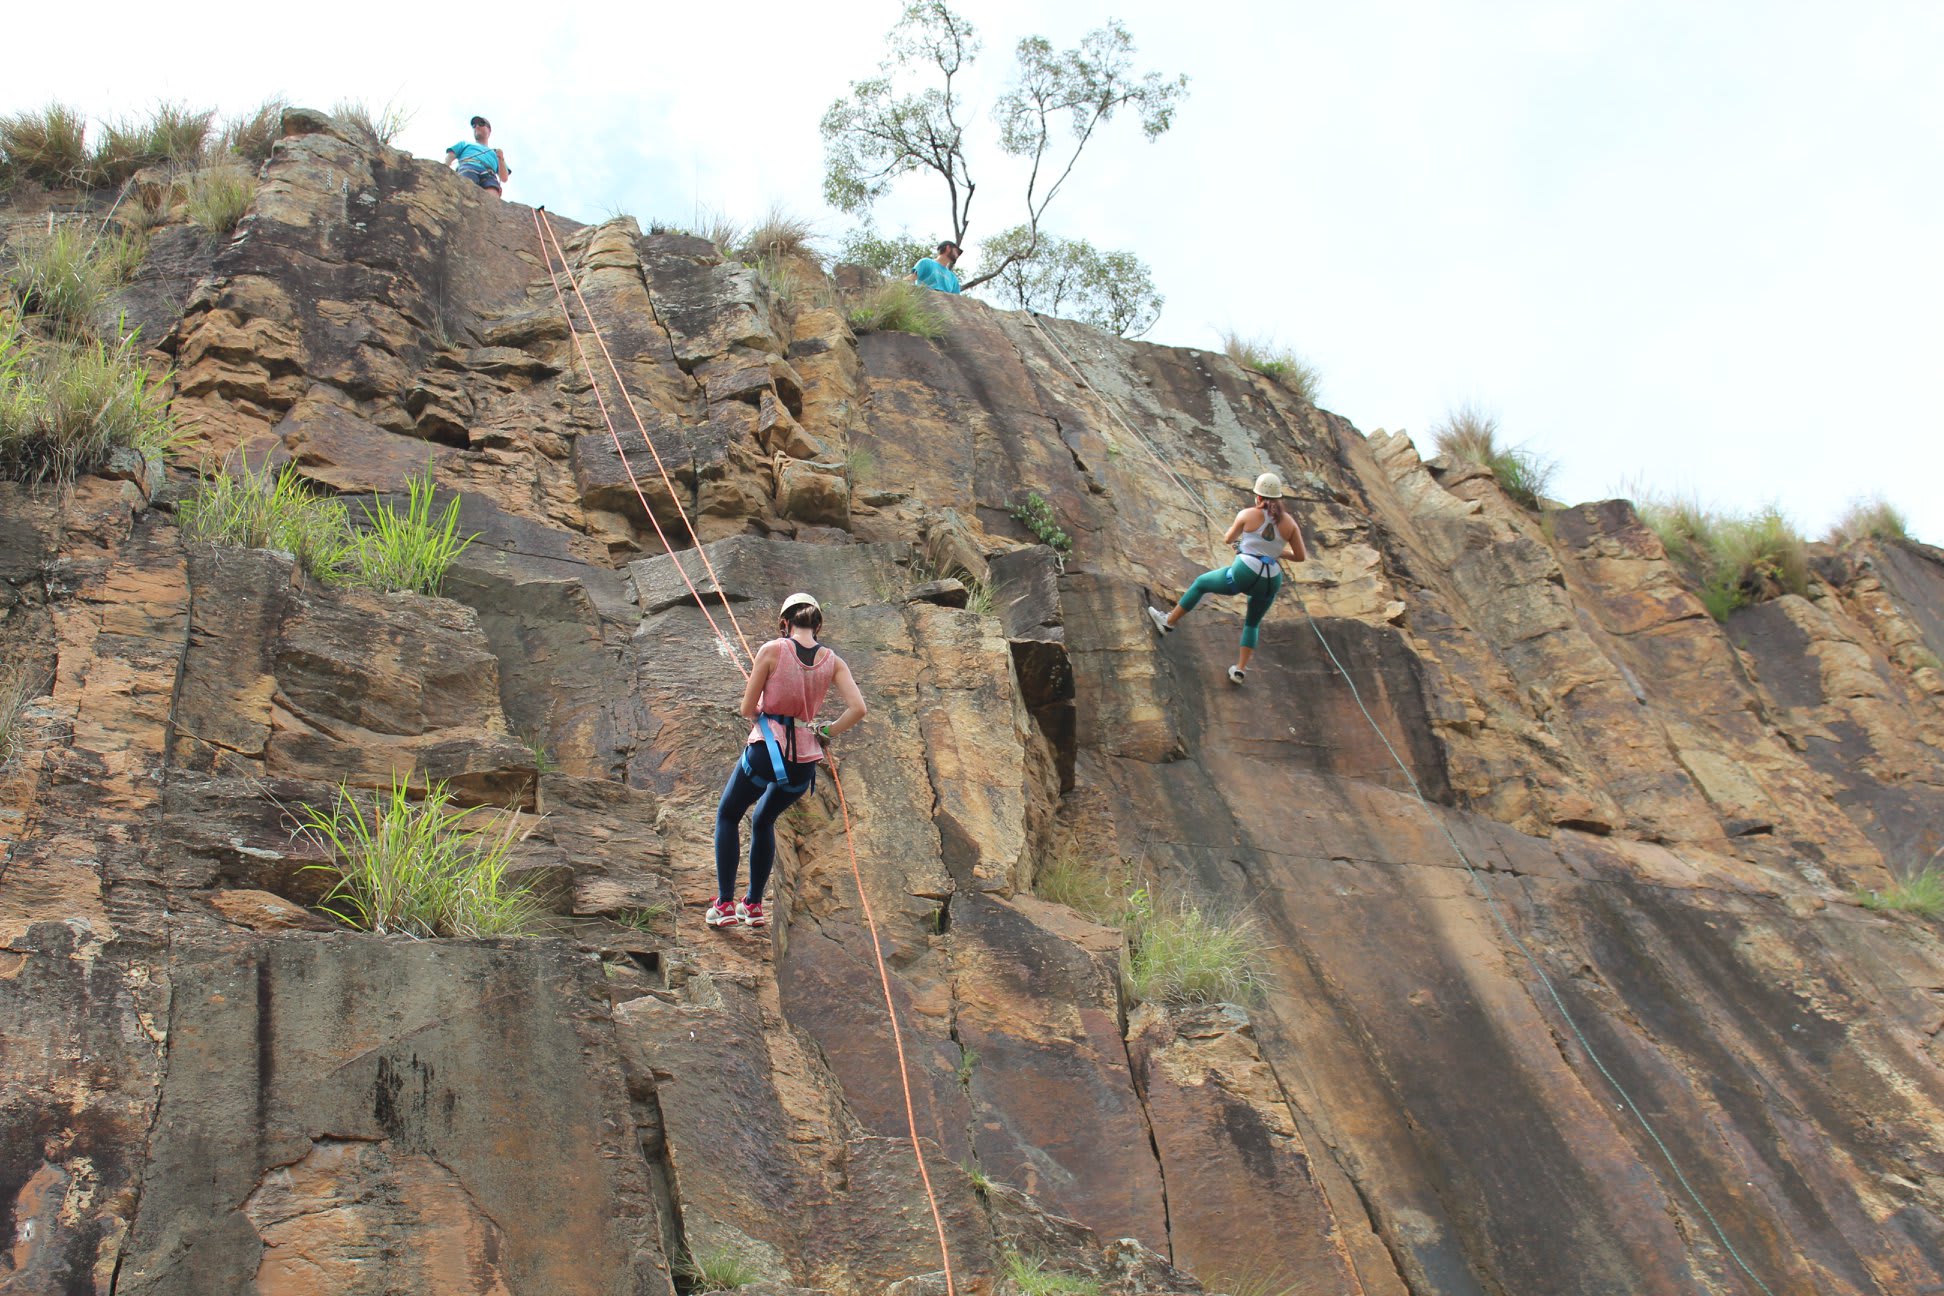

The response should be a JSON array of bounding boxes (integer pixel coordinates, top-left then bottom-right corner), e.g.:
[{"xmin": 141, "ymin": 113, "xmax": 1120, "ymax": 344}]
[
  {"xmin": 780, "ymin": 603, "xmax": 823, "ymax": 635},
  {"xmin": 1257, "ymin": 495, "xmax": 1286, "ymax": 526}
]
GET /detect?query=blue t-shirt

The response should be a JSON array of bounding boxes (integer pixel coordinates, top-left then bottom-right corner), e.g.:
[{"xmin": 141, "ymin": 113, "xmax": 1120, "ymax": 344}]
[
  {"xmin": 913, "ymin": 257, "xmax": 961, "ymax": 294},
  {"xmin": 449, "ymin": 140, "xmax": 498, "ymax": 172}
]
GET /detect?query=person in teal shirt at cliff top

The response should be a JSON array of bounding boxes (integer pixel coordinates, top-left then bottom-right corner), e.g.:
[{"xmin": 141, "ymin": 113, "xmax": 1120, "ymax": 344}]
[
  {"xmin": 912, "ymin": 241, "xmax": 962, "ymax": 293},
  {"xmin": 445, "ymin": 116, "xmax": 510, "ymax": 199}
]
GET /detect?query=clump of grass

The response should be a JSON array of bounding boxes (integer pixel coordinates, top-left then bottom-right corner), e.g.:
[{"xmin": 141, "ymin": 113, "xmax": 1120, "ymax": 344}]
[
  {"xmin": 847, "ymin": 279, "xmax": 947, "ymax": 340},
  {"xmin": 0, "ymin": 323, "xmax": 173, "ymax": 485},
  {"xmin": 1009, "ymin": 490, "xmax": 1071, "ymax": 554},
  {"xmin": 612, "ymin": 904, "xmax": 670, "ymax": 932},
  {"xmin": 1123, "ymin": 887, "xmax": 1265, "ymax": 1008},
  {"xmin": 333, "ymin": 98, "xmax": 413, "ymax": 145},
  {"xmin": 352, "ymin": 466, "xmax": 476, "ymax": 596},
  {"xmin": 94, "ymin": 102, "xmax": 214, "ymax": 185},
  {"xmin": 677, "ymin": 1245, "xmax": 759, "ymax": 1292},
  {"xmin": 1637, "ymin": 494, "xmax": 1809, "ymax": 621},
  {"xmin": 757, "ymin": 254, "xmax": 805, "ymax": 307},
  {"xmin": 216, "ymin": 98, "xmax": 287, "ymax": 166},
  {"xmin": 0, "ymin": 670, "xmax": 34, "ymax": 768},
  {"xmin": 1034, "ymin": 848, "xmax": 1133, "ymax": 925},
  {"xmin": 963, "ymin": 577, "xmax": 995, "ymax": 616},
  {"xmin": 299, "ymin": 776, "xmax": 543, "ymax": 938},
  {"xmin": 741, "ymin": 204, "xmax": 817, "ymax": 261},
  {"xmin": 704, "ymin": 211, "xmax": 745, "ymax": 260},
  {"xmin": 1856, "ymin": 867, "xmax": 1944, "ymax": 919},
  {"xmin": 1220, "ymin": 330, "xmax": 1321, "ymax": 405},
  {"xmin": 955, "ymin": 1046, "xmax": 979, "ymax": 1088},
  {"xmin": 1430, "ymin": 404, "xmax": 1557, "ymax": 510},
  {"xmin": 959, "ymin": 1158, "xmax": 1002, "ymax": 1196},
  {"xmin": 0, "ymin": 104, "xmax": 91, "ymax": 186},
  {"xmin": 185, "ymin": 165, "xmax": 256, "ymax": 236},
  {"xmin": 1828, "ymin": 495, "xmax": 1910, "ymax": 545},
  {"xmin": 5, "ymin": 223, "xmax": 144, "ymax": 335},
  {"xmin": 842, "ymin": 446, "xmax": 873, "ymax": 484},
  {"xmin": 178, "ymin": 459, "xmax": 355, "ymax": 584},
  {"xmin": 1002, "ymin": 1252, "xmax": 1100, "ymax": 1296}
]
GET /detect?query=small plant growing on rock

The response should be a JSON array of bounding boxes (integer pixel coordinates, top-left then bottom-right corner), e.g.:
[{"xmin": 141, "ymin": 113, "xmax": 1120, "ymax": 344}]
[
  {"xmin": 0, "ymin": 320, "xmax": 174, "ymax": 485},
  {"xmin": 186, "ymin": 165, "xmax": 256, "ymax": 237},
  {"xmin": 1828, "ymin": 495, "xmax": 1910, "ymax": 545},
  {"xmin": 299, "ymin": 775, "xmax": 543, "ymax": 939},
  {"xmin": 1856, "ymin": 866, "xmax": 1944, "ymax": 919},
  {"xmin": 1009, "ymin": 490, "xmax": 1071, "ymax": 555},
  {"xmin": 216, "ymin": 98, "xmax": 288, "ymax": 167},
  {"xmin": 1636, "ymin": 493, "xmax": 1809, "ymax": 621},
  {"xmin": 179, "ymin": 460, "xmax": 355, "ymax": 584},
  {"xmin": 740, "ymin": 204, "xmax": 818, "ymax": 262},
  {"xmin": 847, "ymin": 279, "xmax": 947, "ymax": 340},
  {"xmin": 5, "ymin": 223, "xmax": 144, "ymax": 336},
  {"xmin": 612, "ymin": 904, "xmax": 670, "ymax": 932},
  {"xmin": 93, "ymin": 102, "xmax": 215, "ymax": 186},
  {"xmin": 1001, "ymin": 1251, "xmax": 1100, "ymax": 1296},
  {"xmin": 333, "ymin": 98, "xmax": 413, "ymax": 145},
  {"xmin": 960, "ymin": 1158, "xmax": 1003, "ymax": 1197},
  {"xmin": 0, "ymin": 669, "xmax": 34, "ymax": 769},
  {"xmin": 1430, "ymin": 403, "xmax": 1556, "ymax": 511},
  {"xmin": 1123, "ymin": 887, "xmax": 1264, "ymax": 1008},
  {"xmin": 1220, "ymin": 330, "xmax": 1321, "ymax": 405},
  {"xmin": 0, "ymin": 103, "xmax": 91, "ymax": 186},
  {"xmin": 351, "ymin": 466, "xmax": 476, "ymax": 597},
  {"xmin": 676, "ymin": 1244, "xmax": 759, "ymax": 1292}
]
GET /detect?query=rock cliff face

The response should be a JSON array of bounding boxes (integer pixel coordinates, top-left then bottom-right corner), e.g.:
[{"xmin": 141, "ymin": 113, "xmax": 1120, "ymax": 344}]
[{"xmin": 4, "ymin": 111, "xmax": 1944, "ymax": 1296}]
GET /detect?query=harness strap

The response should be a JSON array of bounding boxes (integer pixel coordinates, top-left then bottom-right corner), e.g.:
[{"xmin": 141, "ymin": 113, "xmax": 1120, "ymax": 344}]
[{"xmin": 748, "ymin": 714, "xmax": 813, "ymax": 793}]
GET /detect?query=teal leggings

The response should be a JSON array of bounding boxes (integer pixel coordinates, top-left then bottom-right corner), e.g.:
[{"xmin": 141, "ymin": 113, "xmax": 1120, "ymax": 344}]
[{"xmin": 1177, "ymin": 557, "xmax": 1282, "ymax": 648}]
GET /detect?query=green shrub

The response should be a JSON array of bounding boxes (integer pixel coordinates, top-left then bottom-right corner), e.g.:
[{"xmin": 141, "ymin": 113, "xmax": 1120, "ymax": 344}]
[
  {"xmin": 1220, "ymin": 330, "xmax": 1321, "ymax": 404},
  {"xmin": 1856, "ymin": 867, "xmax": 1944, "ymax": 919},
  {"xmin": 676, "ymin": 1245, "xmax": 759, "ymax": 1292},
  {"xmin": 300, "ymin": 776, "xmax": 543, "ymax": 938},
  {"xmin": 178, "ymin": 459, "xmax": 355, "ymax": 583},
  {"xmin": 1001, "ymin": 1252, "xmax": 1100, "ymax": 1296},
  {"xmin": 0, "ymin": 323, "xmax": 173, "ymax": 484},
  {"xmin": 1123, "ymin": 888, "xmax": 1264, "ymax": 1008},
  {"xmin": 1638, "ymin": 494, "xmax": 1808, "ymax": 620},
  {"xmin": 1828, "ymin": 495, "xmax": 1910, "ymax": 545},
  {"xmin": 1430, "ymin": 404, "xmax": 1557, "ymax": 510},
  {"xmin": 94, "ymin": 102, "xmax": 214, "ymax": 185},
  {"xmin": 1009, "ymin": 490, "xmax": 1071, "ymax": 554},
  {"xmin": 186, "ymin": 166, "xmax": 256, "ymax": 236},
  {"xmin": 5, "ymin": 223, "xmax": 143, "ymax": 335},
  {"xmin": 847, "ymin": 279, "xmax": 947, "ymax": 339},
  {"xmin": 217, "ymin": 98, "xmax": 287, "ymax": 166},
  {"xmin": 351, "ymin": 466, "xmax": 476, "ymax": 596},
  {"xmin": 333, "ymin": 98, "xmax": 412, "ymax": 145},
  {"xmin": 0, "ymin": 104, "xmax": 90, "ymax": 186}
]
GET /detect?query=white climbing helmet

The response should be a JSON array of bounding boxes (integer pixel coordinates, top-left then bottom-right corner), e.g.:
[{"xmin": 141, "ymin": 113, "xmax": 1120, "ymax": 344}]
[
  {"xmin": 1252, "ymin": 472, "xmax": 1285, "ymax": 499},
  {"xmin": 781, "ymin": 592, "xmax": 821, "ymax": 618}
]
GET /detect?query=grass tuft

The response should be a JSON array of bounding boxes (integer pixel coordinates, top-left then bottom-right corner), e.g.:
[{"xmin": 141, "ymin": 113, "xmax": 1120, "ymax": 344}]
[
  {"xmin": 300, "ymin": 776, "xmax": 543, "ymax": 938},
  {"xmin": 960, "ymin": 1158, "xmax": 1002, "ymax": 1196},
  {"xmin": 962, "ymin": 576, "xmax": 995, "ymax": 616},
  {"xmin": 1828, "ymin": 495, "xmax": 1910, "ymax": 546},
  {"xmin": 1123, "ymin": 888, "xmax": 1265, "ymax": 1008},
  {"xmin": 0, "ymin": 669, "xmax": 34, "ymax": 768},
  {"xmin": 0, "ymin": 322, "xmax": 173, "ymax": 485},
  {"xmin": 676, "ymin": 1245, "xmax": 759, "ymax": 1292},
  {"xmin": 847, "ymin": 280, "xmax": 947, "ymax": 340},
  {"xmin": 0, "ymin": 104, "xmax": 91, "ymax": 186},
  {"xmin": 1856, "ymin": 867, "xmax": 1944, "ymax": 919},
  {"xmin": 94, "ymin": 102, "xmax": 214, "ymax": 185},
  {"xmin": 333, "ymin": 98, "xmax": 413, "ymax": 145},
  {"xmin": 1430, "ymin": 404, "xmax": 1556, "ymax": 510},
  {"xmin": 1220, "ymin": 330, "xmax": 1321, "ymax": 404},
  {"xmin": 1001, "ymin": 1252, "xmax": 1100, "ymax": 1296},
  {"xmin": 5, "ymin": 222, "xmax": 143, "ymax": 335},
  {"xmin": 612, "ymin": 904, "xmax": 670, "ymax": 932},
  {"xmin": 741, "ymin": 204, "xmax": 818, "ymax": 262},
  {"xmin": 1636, "ymin": 494, "xmax": 1809, "ymax": 620},
  {"xmin": 703, "ymin": 211, "xmax": 744, "ymax": 260},
  {"xmin": 178, "ymin": 459, "xmax": 354, "ymax": 584},
  {"xmin": 186, "ymin": 165, "xmax": 257, "ymax": 236},
  {"xmin": 1034, "ymin": 848, "xmax": 1134, "ymax": 926},
  {"xmin": 351, "ymin": 466, "xmax": 476, "ymax": 596},
  {"xmin": 217, "ymin": 98, "xmax": 287, "ymax": 166}
]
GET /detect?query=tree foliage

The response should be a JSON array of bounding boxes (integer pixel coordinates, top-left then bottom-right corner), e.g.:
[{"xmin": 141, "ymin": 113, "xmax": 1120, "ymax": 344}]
[
  {"xmin": 839, "ymin": 226, "xmax": 935, "ymax": 279},
  {"xmin": 822, "ymin": 2, "xmax": 1186, "ymax": 302},
  {"xmin": 982, "ymin": 228, "xmax": 1163, "ymax": 338}
]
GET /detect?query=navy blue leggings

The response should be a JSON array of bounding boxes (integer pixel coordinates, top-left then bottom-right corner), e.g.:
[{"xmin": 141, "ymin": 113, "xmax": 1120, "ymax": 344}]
[{"xmin": 714, "ymin": 752, "xmax": 816, "ymax": 903}]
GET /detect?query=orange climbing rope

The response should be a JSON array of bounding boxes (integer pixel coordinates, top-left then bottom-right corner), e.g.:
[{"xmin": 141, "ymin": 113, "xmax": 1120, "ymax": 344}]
[{"xmin": 530, "ymin": 213, "xmax": 959, "ymax": 1296}]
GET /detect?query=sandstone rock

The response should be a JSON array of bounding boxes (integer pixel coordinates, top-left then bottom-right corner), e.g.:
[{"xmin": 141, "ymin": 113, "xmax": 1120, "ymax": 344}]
[{"xmin": 775, "ymin": 459, "xmax": 851, "ymax": 528}]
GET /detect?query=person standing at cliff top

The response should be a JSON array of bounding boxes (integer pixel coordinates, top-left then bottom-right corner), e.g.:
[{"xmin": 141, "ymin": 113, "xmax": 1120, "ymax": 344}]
[
  {"xmin": 911, "ymin": 241, "xmax": 962, "ymax": 293},
  {"xmin": 708, "ymin": 593, "xmax": 868, "ymax": 931},
  {"xmin": 1147, "ymin": 472, "xmax": 1308, "ymax": 684},
  {"xmin": 445, "ymin": 116, "xmax": 509, "ymax": 198}
]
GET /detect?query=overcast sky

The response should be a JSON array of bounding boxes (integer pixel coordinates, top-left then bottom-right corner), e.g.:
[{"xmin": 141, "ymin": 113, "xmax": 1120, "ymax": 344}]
[{"xmin": 16, "ymin": 1, "xmax": 1940, "ymax": 541}]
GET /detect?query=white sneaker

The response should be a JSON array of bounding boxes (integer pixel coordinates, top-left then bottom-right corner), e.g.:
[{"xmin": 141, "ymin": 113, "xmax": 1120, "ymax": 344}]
[
  {"xmin": 1147, "ymin": 606, "xmax": 1173, "ymax": 635},
  {"xmin": 1227, "ymin": 665, "xmax": 1246, "ymax": 684}
]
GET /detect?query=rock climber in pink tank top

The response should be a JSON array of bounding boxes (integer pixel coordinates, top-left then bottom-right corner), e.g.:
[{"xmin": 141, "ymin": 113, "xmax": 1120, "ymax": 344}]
[{"xmin": 707, "ymin": 592, "xmax": 868, "ymax": 930}]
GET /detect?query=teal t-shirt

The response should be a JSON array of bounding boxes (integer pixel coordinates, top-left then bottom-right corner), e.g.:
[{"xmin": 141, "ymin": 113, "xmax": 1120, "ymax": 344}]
[
  {"xmin": 913, "ymin": 257, "xmax": 960, "ymax": 294},
  {"xmin": 449, "ymin": 140, "xmax": 498, "ymax": 171}
]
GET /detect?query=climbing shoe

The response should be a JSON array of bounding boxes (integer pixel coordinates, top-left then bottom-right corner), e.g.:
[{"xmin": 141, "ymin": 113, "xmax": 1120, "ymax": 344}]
[
  {"xmin": 738, "ymin": 899, "xmax": 769, "ymax": 928},
  {"xmin": 1227, "ymin": 665, "xmax": 1246, "ymax": 684},
  {"xmin": 1147, "ymin": 606, "xmax": 1173, "ymax": 635},
  {"xmin": 705, "ymin": 898, "xmax": 739, "ymax": 927}
]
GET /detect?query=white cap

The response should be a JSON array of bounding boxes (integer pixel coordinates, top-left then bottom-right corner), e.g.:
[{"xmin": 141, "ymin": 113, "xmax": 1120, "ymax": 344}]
[
  {"xmin": 781, "ymin": 591, "xmax": 821, "ymax": 617},
  {"xmin": 1253, "ymin": 471, "xmax": 1285, "ymax": 499}
]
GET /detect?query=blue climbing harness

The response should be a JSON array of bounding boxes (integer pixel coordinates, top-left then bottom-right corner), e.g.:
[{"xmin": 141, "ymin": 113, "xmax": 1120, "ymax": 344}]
[{"xmin": 740, "ymin": 713, "xmax": 815, "ymax": 793}]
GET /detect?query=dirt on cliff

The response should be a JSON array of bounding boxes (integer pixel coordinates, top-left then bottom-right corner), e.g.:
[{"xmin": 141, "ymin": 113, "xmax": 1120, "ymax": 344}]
[{"xmin": 4, "ymin": 107, "xmax": 1943, "ymax": 1296}]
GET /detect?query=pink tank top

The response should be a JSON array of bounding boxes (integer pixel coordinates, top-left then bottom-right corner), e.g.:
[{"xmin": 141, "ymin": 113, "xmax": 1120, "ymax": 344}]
[{"xmin": 746, "ymin": 637, "xmax": 842, "ymax": 764}]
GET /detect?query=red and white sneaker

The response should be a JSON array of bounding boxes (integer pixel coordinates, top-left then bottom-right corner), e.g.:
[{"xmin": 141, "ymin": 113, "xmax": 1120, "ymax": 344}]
[
  {"xmin": 737, "ymin": 899, "xmax": 768, "ymax": 928},
  {"xmin": 705, "ymin": 898, "xmax": 739, "ymax": 928}
]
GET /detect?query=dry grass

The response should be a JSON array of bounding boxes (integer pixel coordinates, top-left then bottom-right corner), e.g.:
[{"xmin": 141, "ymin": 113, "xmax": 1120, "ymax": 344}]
[
  {"xmin": 186, "ymin": 166, "xmax": 257, "ymax": 236},
  {"xmin": 704, "ymin": 211, "xmax": 745, "ymax": 260},
  {"xmin": 94, "ymin": 102, "xmax": 214, "ymax": 185},
  {"xmin": 0, "ymin": 669, "xmax": 34, "ymax": 768},
  {"xmin": 0, "ymin": 103, "xmax": 91, "ymax": 186},
  {"xmin": 334, "ymin": 98, "xmax": 412, "ymax": 145},
  {"xmin": 1219, "ymin": 330, "xmax": 1321, "ymax": 404},
  {"xmin": 1636, "ymin": 493, "xmax": 1810, "ymax": 621},
  {"xmin": 741, "ymin": 204, "xmax": 818, "ymax": 262},
  {"xmin": 1828, "ymin": 496, "xmax": 1910, "ymax": 545},
  {"xmin": 1430, "ymin": 403, "xmax": 1556, "ymax": 510},
  {"xmin": 847, "ymin": 279, "xmax": 947, "ymax": 339},
  {"xmin": 217, "ymin": 98, "xmax": 287, "ymax": 166}
]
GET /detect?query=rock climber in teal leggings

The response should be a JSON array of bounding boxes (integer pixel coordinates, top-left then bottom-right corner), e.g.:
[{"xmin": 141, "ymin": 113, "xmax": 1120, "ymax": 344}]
[{"xmin": 1148, "ymin": 472, "xmax": 1308, "ymax": 684}]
